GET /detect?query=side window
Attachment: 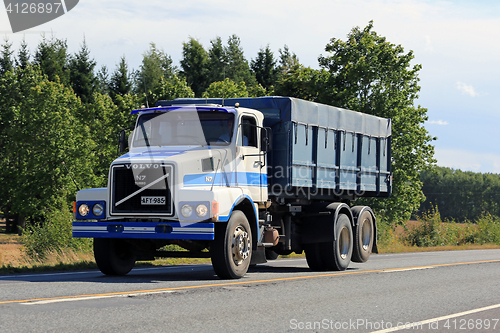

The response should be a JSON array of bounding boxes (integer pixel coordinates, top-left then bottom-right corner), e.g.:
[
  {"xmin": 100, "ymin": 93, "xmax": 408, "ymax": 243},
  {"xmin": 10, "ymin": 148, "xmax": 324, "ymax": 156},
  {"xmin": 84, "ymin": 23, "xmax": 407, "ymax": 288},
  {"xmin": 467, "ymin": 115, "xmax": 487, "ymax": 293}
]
[{"xmin": 240, "ymin": 116, "xmax": 258, "ymax": 148}]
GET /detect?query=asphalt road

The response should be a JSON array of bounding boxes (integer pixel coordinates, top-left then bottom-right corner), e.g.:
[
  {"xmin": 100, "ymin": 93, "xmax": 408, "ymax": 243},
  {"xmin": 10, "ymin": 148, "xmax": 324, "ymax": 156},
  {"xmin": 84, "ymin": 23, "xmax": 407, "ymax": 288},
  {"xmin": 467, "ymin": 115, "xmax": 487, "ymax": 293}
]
[{"xmin": 1, "ymin": 249, "xmax": 500, "ymax": 333}]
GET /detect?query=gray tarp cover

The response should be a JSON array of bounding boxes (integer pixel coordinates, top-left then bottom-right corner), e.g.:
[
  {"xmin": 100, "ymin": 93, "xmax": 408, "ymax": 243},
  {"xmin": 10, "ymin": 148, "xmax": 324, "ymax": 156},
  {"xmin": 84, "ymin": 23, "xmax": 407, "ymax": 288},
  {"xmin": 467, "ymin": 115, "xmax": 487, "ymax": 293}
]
[{"xmin": 161, "ymin": 96, "xmax": 391, "ymax": 138}]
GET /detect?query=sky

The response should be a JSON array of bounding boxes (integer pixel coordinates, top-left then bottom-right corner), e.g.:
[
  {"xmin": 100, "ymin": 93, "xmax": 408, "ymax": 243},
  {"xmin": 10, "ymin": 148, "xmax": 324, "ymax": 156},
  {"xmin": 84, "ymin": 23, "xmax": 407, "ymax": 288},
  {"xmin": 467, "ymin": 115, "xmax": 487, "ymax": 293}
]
[{"xmin": 1, "ymin": 0, "xmax": 499, "ymax": 174}]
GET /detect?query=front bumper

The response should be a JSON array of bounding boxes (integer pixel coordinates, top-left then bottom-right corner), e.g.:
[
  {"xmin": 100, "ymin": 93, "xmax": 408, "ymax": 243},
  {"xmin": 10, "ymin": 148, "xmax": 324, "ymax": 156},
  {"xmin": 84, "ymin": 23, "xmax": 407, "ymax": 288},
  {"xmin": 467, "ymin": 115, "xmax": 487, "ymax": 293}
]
[{"xmin": 72, "ymin": 221, "xmax": 214, "ymax": 240}]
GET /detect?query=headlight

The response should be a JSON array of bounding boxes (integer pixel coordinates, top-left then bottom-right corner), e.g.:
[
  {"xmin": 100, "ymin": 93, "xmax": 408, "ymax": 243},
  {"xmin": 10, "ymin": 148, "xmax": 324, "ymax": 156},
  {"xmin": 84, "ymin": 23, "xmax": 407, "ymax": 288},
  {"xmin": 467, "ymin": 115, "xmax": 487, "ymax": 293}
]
[
  {"xmin": 78, "ymin": 204, "xmax": 89, "ymax": 217},
  {"xmin": 92, "ymin": 203, "xmax": 104, "ymax": 217},
  {"xmin": 196, "ymin": 204, "xmax": 208, "ymax": 218},
  {"xmin": 181, "ymin": 204, "xmax": 193, "ymax": 218}
]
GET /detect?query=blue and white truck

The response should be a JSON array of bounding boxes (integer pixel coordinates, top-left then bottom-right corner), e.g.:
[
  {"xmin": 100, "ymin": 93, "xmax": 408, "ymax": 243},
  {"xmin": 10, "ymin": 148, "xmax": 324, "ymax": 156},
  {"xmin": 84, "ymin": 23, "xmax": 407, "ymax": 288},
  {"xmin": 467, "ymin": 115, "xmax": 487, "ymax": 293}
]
[{"xmin": 73, "ymin": 96, "xmax": 392, "ymax": 279}]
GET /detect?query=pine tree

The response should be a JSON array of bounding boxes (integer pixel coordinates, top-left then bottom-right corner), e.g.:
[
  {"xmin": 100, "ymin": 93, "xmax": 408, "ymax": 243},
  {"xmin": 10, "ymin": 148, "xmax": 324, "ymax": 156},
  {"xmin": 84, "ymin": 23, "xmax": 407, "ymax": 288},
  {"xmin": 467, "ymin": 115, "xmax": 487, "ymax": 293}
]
[
  {"xmin": 95, "ymin": 65, "xmax": 109, "ymax": 95},
  {"xmin": 15, "ymin": 39, "xmax": 30, "ymax": 70},
  {"xmin": 207, "ymin": 37, "xmax": 228, "ymax": 83},
  {"xmin": 224, "ymin": 35, "xmax": 256, "ymax": 86},
  {"xmin": 0, "ymin": 38, "xmax": 14, "ymax": 76},
  {"xmin": 277, "ymin": 45, "xmax": 300, "ymax": 77},
  {"xmin": 34, "ymin": 34, "xmax": 70, "ymax": 85},
  {"xmin": 68, "ymin": 39, "xmax": 97, "ymax": 104},
  {"xmin": 251, "ymin": 45, "xmax": 278, "ymax": 90},
  {"xmin": 109, "ymin": 56, "xmax": 131, "ymax": 101}
]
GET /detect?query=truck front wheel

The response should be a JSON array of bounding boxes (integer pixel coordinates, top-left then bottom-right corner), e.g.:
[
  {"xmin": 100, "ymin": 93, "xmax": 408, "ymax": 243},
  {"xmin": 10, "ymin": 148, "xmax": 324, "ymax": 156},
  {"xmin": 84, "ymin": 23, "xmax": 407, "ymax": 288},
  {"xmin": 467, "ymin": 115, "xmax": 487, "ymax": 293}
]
[
  {"xmin": 211, "ymin": 211, "xmax": 252, "ymax": 279},
  {"xmin": 94, "ymin": 238, "xmax": 136, "ymax": 276}
]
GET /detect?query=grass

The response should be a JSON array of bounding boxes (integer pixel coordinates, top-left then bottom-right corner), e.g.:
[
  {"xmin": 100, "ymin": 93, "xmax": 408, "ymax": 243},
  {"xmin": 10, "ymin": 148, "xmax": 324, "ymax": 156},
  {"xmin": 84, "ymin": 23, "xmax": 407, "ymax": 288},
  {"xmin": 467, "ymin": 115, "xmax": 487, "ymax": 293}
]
[{"xmin": 0, "ymin": 233, "xmax": 96, "ymax": 273}]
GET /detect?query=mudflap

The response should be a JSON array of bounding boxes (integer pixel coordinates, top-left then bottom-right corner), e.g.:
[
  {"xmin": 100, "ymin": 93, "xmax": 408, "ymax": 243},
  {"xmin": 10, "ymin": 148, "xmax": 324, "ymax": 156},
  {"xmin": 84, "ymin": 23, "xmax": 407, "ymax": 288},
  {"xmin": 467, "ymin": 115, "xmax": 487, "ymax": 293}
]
[
  {"xmin": 300, "ymin": 215, "xmax": 335, "ymax": 244},
  {"xmin": 250, "ymin": 247, "xmax": 267, "ymax": 265}
]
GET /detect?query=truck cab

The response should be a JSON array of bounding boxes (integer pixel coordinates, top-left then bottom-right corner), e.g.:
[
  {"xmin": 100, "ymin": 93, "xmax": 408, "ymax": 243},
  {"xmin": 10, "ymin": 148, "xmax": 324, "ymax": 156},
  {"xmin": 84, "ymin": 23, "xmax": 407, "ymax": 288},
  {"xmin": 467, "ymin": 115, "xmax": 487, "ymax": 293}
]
[{"xmin": 73, "ymin": 104, "xmax": 270, "ymax": 278}]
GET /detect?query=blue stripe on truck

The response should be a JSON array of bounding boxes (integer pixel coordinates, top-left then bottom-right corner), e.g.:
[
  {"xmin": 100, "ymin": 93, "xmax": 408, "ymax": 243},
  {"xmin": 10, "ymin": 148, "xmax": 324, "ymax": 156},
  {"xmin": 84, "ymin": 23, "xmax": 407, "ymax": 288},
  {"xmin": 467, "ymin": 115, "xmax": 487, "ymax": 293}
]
[
  {"xmin": 183, "ymin": 172, "xmax": 267, "ymax": 187},
  {"xmin": 72, "ymin": 221, "xmax": 214, "ymax": 240}
]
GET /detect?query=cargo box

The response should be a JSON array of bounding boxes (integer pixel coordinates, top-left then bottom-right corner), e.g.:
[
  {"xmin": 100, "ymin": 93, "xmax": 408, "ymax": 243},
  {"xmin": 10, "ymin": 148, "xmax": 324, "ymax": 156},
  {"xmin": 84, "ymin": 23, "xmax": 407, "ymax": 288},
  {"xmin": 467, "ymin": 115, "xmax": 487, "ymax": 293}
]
[{"xmin": 159, "ymin": 97, "xmax": 392, "ymax": 200}]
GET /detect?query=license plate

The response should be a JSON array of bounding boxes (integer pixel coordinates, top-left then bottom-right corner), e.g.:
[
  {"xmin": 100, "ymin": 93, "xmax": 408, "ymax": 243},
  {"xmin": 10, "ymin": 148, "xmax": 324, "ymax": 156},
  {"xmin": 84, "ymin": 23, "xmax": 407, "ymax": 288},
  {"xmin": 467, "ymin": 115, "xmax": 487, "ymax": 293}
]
[{"xmin": 141, "ymin": 196, "xmax": 166, "ymax": 205}]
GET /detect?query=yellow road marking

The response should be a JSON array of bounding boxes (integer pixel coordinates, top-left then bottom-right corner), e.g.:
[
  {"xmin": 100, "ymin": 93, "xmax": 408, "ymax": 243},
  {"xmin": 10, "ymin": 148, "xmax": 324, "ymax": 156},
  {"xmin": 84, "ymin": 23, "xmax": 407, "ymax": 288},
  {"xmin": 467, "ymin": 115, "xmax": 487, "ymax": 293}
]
[{"xmin": 1, "ymin": 259, "xmax": 499, "ymax": 305}]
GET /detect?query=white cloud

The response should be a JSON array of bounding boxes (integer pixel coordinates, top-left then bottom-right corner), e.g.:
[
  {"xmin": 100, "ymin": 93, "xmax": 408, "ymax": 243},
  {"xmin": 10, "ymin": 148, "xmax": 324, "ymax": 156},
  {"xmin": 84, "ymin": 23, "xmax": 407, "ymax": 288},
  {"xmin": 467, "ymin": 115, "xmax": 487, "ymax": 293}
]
[
  {"xmin": 427, "ymin": 120, "xmax": 448, "ymax": 125},
  {"xmin": 456, "ymin": 81, "xmax": 478, "ymax": 97},
  {"xmin": 435, "ymin": 148, "xmax": 500, "ymax": 174}
]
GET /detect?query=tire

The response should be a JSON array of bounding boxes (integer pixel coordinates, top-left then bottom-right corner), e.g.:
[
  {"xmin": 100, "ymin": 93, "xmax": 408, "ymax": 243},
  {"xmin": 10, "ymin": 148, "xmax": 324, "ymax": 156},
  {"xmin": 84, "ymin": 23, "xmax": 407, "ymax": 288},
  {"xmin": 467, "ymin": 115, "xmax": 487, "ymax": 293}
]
[
  {"xmin": 211, "ymin": 211, "xmax": 252, "ymax": 279},
  {"xmin": 305, "ymin": 243, "xmax": 325, "ymax": 271},
  {"xmin": 265, "ymin": 249, "xmax": 280, "ymax": 260},
  {"xmin": 320, "ymin": 214, "xmax": 353, "ymax": 271},
  {"xmin": 352, "ymin": 210, "xmax": 374, "ymax": 263},
  {"xmin": 94, "ymin": 238, "xmax": 136, "ymax": 276}
]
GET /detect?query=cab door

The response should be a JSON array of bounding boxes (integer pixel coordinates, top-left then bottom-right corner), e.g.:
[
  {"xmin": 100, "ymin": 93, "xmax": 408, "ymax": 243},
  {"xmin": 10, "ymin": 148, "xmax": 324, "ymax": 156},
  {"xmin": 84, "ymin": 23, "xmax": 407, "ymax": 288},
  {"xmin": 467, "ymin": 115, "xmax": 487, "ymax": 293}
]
[{"xmin": 235, "ymin": 115, "xmax": 267, "ymax": 202}]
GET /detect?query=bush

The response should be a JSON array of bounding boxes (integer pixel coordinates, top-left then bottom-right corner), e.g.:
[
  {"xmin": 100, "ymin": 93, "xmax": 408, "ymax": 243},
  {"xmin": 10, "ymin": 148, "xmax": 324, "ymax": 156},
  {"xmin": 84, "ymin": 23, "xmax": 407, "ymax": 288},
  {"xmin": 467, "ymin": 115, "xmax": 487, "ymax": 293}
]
[
  {"xmin": 404, "ymin": 206, "xmax": 500, "ymax": 247},
  {"xmin": 476, "ymin": 214, "xmax": 500, "ymax": 245},
  {"xmin": 376, "ymin": 217, "xmax": 399, "ymax": 249},
  {"xmin": 22, "ymin": 202, "xmax": 92, "ymax": 259},
  {"xmin": 405, "ymin": 206, "xmax": 478, "ymax": 247},
  {"xmin": 405, "ymin": 206, "xmax": 443, "ymax": 247}
]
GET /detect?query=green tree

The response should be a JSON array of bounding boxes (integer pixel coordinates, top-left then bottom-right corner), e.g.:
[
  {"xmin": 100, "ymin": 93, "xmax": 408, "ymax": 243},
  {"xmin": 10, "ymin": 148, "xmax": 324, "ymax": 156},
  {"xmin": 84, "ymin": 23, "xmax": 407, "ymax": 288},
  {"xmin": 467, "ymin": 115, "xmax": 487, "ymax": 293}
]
[
  {"xmin": 251, "ymin": 45, "xmax": 278, "ymax": 90},
  {"xmin": 151, "ymin": 75, "xmax": 195, "ymax": 101},
  {"xmin": 318, "ymin": 21, "xmax": 436, "ymax": 224},
  {"xmin": 207, "ymin": 37, "xmax": 228, "ymax": 83},
  {"xmin": 180, "ymin": 37, "xmax": 209, "ymax": 97},
  {"xmin": 95, "ymin": 65, "xmax": 109, "ymax": 95},
  {"xmin": 202, "ymin": 78, "xmax": 249, "ymax": 98},
  {"xmin": 34, "ymin": 35, "xmax": 70, "ymax": 86},
  {"xmin": 109, "ymin": 56, "xmax": 132, "ymax": 102},
  {"xmin": 0, "ymin": 65, "xmax": 94, "ymax": 232},
  {"xmin": 0, "ymin": 65, "xmax": 17, "ymax": 230},
  {"xmin": 16, "ymin": 38, "xmax": 30, "ymax": 70},
  {"xmin": 68, "ymin": 39, "xmax": 97, "ymax": 104},
  {"xmin": 277, "ymin": 45, "xmax": 300, "ymax": 78},
  {"xmin": 274, "ymin": 64, "xmax": 328, "ymax": 101},
  {"xmin": 420, "ymin": 166, "xmax": 500, "ymax": 222},
  {"xmin": 224, "ymin": 35, "xmax": 256, "ymax": 86},
  {"xmin": 0, "ymin": 38, "xmax": 14, "ymax": 76},
  {"xmin": 135, "ymin": 43, "xmax": 176, "ymax": 105}
]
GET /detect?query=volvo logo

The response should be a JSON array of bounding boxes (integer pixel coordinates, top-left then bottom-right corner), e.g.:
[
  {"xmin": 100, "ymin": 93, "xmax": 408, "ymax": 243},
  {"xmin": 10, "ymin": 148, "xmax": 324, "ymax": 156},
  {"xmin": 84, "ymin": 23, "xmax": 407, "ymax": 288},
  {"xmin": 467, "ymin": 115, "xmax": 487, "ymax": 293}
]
[{"xmin": 125, "ymin": 164, "xmax": 163, "ymax": 170}]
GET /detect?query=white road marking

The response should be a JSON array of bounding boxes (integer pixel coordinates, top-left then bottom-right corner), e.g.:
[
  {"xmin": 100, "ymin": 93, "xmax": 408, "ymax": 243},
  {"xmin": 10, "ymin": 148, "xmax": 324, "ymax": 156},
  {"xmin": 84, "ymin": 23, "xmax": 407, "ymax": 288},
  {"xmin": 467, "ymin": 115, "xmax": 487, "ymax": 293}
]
[
  {"xmin": 0, "ymin": 265, "xmax": 202, "ymax": 279},
  {"xmin": 372, "ymin": 303, "xmax": 500, "ymax": 333},
  {"xmin": 382, "ymin": 267, "xmax": 434, "ymax": 273}
]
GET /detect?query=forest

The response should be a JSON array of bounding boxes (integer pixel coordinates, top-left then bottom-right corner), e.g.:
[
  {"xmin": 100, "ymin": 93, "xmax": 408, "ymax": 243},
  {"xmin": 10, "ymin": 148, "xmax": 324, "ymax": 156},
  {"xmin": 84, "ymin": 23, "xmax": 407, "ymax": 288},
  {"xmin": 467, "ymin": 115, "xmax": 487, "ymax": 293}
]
[
  {"xmin": 0, "ymin": 22, "xmax": 439, "ymax": 235},
  {"xmin": 420, "ymin": 166, "xmax": 500, "ymax": 223}
]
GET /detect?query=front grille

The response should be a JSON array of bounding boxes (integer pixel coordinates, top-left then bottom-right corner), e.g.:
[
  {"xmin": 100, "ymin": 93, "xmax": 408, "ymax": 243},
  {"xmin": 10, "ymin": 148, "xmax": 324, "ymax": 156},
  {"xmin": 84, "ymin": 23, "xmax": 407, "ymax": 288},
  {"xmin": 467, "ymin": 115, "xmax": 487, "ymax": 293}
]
[{"xmin": 111, "ymin": 164, "xmax": 173, "ymax": 215}]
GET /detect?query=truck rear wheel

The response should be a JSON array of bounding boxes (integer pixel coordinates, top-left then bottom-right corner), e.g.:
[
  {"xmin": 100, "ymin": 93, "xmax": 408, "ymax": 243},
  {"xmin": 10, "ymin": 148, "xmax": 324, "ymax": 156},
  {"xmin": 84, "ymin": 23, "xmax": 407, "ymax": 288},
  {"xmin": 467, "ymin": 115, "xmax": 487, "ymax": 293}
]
[
  {"xmin": 94, "ymin": 238, "xmax": 136, "ymax": 276},
  {"xmin": 320, "ymin": 214, "xmax": 353, "ymax": 271},
  {"xmin": 211, "ymin": 211, "xmax": 252, "ymax": 279},
  {"xmin": 352, "ymin": 210, "xmax": 374, "ymax": 263}
]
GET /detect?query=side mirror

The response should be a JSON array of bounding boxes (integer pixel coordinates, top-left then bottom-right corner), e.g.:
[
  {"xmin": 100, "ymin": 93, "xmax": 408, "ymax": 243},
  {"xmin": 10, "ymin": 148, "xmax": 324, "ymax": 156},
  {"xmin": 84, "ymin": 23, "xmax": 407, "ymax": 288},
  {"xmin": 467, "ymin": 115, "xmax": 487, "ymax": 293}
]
[
  {"xmin": 261, "ymin": 127, "xmax": 272, "ymax": 153},
  {"xmin": 119, "ymin": 129, "xmax": 128, "ymax": 154},
  {"xmin": 118, "ymin": 125, "xmax": 135, "ymax": 154}
]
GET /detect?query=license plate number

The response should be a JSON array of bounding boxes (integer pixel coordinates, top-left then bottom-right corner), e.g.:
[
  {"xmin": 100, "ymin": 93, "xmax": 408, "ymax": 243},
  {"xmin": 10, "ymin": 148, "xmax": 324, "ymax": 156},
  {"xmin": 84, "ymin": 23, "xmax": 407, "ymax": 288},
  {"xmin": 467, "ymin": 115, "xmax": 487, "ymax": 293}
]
[{"xmin": 141, "ymin": 196, "xmax": 166, "ymax": 205}]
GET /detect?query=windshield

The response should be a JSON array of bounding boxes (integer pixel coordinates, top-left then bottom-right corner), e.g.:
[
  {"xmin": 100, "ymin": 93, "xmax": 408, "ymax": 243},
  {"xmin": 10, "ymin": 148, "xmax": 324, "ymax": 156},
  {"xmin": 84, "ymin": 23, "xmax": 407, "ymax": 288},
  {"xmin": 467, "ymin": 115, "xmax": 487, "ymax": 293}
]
[{"xmin": 132, "ymin": 110, "xmax": 235, "ymax": 147}]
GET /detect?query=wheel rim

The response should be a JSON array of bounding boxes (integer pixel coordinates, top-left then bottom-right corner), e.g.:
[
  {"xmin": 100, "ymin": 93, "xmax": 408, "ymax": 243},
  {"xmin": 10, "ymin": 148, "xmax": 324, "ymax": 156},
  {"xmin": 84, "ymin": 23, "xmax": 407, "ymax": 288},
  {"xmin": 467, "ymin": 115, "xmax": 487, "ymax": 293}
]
[
  {"xmin": 361, "ymin": 218, "xmax": 373, "ymax": 251},
  {"xmin": 232, "ymin": 225, "xmax": 251, "ymax": 266},
  {"xmin": 339, "ymin": 226, "xmax": 351, "ymax": 260}
]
